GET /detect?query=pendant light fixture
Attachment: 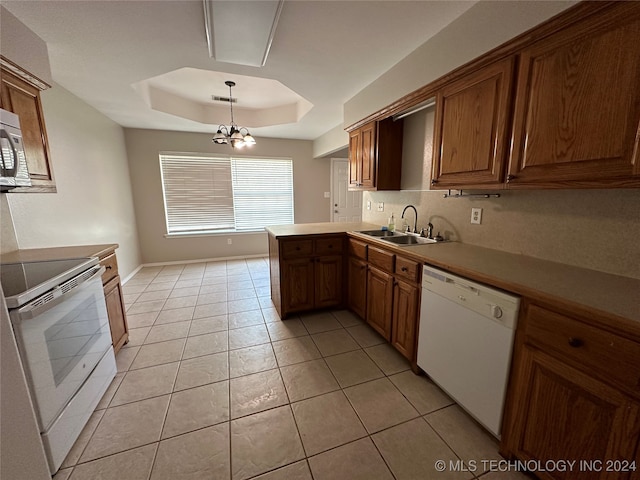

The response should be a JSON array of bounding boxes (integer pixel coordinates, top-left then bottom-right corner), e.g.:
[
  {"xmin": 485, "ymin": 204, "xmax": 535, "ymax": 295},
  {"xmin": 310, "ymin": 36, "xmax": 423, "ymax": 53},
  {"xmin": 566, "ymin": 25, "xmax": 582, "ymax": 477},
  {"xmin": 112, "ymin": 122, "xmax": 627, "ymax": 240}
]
[{"xmin": 212, "ymin": 81, "xmax": 256, "ymax": 148}]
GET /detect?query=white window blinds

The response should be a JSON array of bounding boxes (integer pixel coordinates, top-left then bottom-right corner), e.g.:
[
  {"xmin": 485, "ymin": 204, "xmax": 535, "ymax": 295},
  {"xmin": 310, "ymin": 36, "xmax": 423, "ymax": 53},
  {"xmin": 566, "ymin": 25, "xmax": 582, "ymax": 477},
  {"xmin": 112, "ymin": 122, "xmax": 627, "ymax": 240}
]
[
  {"xmin": 159, "ymin": 153, "xmax": 294, "ymax": 234},
  {"xmin": 231, "ymin": 157, "xmax": 294, "ymax": 231}
]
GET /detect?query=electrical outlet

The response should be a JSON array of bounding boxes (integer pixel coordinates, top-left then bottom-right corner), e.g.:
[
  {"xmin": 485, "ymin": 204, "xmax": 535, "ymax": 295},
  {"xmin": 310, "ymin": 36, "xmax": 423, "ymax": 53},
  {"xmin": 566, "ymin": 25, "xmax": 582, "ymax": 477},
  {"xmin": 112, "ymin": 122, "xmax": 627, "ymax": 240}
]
[
  {"xmin": 377, "ymin": 202, "xmax": 384, "ymax": 212},
  {"xmin": 471, "ymin": 208, "xmax": 482, "ymax": 225},
  {"xmin": 367, "ymin": 200, "xmax": 371, "ymax": 211},
  {"xmin": 227, "ymin": 238, "xmax": 232, "ymax": 245}
]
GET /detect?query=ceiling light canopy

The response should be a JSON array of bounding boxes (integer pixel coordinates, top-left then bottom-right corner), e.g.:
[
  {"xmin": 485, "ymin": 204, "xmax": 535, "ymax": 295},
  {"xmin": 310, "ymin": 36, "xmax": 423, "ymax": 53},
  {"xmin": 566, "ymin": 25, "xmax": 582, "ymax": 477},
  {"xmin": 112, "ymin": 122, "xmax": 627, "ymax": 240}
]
[
  {"xmin": 203, "ymin": 0, "xmax": 284, "ymax": 67},
  {"xmin": 213, "ymin": 81, "xmax": 256, "ymax": 149}
]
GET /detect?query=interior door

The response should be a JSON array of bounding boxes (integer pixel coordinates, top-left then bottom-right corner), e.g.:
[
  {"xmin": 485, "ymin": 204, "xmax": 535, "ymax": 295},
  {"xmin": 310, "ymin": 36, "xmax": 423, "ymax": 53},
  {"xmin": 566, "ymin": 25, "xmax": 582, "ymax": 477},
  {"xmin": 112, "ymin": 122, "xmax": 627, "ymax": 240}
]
[{"xmin": 332, "ymin": 159, "xmax": 362, "ymax": 222}]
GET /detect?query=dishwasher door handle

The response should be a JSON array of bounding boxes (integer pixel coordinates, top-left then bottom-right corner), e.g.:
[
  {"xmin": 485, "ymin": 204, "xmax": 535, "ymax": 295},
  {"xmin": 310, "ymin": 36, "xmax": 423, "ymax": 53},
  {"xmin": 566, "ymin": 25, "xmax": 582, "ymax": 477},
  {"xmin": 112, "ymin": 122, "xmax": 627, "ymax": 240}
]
[{"xmin": 446, "ymin": 278, "xmax": 479, "ymax": 295}]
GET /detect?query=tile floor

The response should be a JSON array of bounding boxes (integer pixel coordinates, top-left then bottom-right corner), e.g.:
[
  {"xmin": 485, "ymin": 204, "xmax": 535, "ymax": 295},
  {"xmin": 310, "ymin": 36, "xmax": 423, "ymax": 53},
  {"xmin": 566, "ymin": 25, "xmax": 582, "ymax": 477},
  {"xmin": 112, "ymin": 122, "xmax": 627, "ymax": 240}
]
[{"xmin": 53, "ymin": 258, "xmax": 528, "ymax": 480}]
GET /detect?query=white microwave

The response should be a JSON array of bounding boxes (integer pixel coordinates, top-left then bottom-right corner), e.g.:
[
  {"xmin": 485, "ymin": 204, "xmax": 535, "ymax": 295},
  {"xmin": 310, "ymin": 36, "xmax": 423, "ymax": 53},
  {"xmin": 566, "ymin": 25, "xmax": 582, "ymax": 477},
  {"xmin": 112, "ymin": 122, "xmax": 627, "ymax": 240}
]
[{"xmin": 1, "ymin": 108, "xmax": 31, "ymax": 191}]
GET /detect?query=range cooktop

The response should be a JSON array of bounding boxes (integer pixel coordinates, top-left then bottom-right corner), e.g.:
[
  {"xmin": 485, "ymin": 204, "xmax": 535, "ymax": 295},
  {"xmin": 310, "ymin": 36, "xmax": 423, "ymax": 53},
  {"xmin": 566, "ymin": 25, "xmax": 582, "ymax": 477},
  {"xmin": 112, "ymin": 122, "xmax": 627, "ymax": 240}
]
[{"xmin": 0, "ymin": 257, "xmax": 99, "ymax": 308}]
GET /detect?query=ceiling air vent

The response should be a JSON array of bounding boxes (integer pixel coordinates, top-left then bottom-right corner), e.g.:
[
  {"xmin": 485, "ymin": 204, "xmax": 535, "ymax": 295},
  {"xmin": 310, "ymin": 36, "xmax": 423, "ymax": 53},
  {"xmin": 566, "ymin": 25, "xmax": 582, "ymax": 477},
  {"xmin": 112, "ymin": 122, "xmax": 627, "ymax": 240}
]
[{"xmin": 212, "ymin": 95, "xmax": 237, "ymax": 103}]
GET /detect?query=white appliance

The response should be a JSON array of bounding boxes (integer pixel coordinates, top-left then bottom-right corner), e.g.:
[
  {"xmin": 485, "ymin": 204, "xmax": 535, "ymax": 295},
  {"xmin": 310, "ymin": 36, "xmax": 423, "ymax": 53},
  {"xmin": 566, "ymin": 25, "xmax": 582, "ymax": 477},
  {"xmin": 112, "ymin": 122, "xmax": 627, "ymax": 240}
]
[
  {"xmin": 1, "ymin": 257, "xmax": 116, "ymax": 473},
  {"xmin": 0, "ymin": 108, "xmax": 31, "ymax": 191},
  {"xmin": 417, "ymin": 265, "xmax": 520, "ymax": 438}
]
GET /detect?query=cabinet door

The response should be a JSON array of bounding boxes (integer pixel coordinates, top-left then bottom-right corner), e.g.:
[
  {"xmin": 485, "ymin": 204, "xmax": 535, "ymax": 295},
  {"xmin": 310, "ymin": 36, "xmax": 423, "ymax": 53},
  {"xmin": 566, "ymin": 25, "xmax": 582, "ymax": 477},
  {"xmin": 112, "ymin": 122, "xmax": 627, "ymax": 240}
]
[
  {"xmin": 282, "ymin": 258, "xmax": 315, "ymax": 314},
  {"xmin": 348, "ymin": 129, "xmax": 361, "ymax": 187},
  {"xmin": 506, "ymin": 347, "xmax": 640, "ymax": 480},
  {"xmin": 104, "ymin": 275, "xmax": 129, "ymax": 354},
  {"xmin": 1, "ymin": 69, "xmax": 55, "ymax": 190},
  {"xmin": 359, "ymin": 121, "xmax": 377, "ymax": 189},
  {"xmin": 347, "ymin": 256, "xmax": 367, "ymax": 319},
  {"xmin": 508, "ymin": 5, "xmax": 640, "ymax": 188},
  {"xmin": 432, "ymin": 57, "xmax": 515, "ymax": 188},
  {"xmin": 366, "ymin": 266, "xmax": 393, "ymax": 340},
  {"xmin": 391, "ymin": 279, "xmax": 419, "ymax": 360},
  {"xmin": 315, "ymin": 255, "xmax": 343, "ymax": 308}
]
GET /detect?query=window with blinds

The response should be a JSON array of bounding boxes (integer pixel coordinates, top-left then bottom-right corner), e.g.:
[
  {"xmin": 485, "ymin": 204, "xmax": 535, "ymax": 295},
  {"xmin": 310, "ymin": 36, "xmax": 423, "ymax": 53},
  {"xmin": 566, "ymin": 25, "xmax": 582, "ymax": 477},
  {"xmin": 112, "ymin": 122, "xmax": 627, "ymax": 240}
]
[{"xmin": 159, "ymin": 153, "xmax": 294, "ymax": 234}]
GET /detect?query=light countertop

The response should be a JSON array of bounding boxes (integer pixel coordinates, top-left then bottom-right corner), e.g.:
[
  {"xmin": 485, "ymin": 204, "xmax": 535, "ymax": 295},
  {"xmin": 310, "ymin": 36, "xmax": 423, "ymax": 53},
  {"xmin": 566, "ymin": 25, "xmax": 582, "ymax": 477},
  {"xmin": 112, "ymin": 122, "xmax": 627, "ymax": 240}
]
[{"xmin": 0, "ymin": 244, "xmax": 119, "ymax": 264}]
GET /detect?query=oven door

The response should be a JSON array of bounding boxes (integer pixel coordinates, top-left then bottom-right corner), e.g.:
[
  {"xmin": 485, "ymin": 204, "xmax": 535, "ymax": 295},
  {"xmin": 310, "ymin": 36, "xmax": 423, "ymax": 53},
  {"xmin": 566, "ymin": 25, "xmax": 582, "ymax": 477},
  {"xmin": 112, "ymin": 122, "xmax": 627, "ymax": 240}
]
[{"xmin": 11, "ymin": 265, "xmax": 112, "ymax": 431}]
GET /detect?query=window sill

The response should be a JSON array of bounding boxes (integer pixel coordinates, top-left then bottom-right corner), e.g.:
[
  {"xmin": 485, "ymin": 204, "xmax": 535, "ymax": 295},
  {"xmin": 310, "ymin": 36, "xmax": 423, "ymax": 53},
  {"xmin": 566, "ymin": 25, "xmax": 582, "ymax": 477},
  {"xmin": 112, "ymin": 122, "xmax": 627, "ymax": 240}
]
[{"xmin": 164, "ymin": 230, "xmax": 268, "ymax": 239}]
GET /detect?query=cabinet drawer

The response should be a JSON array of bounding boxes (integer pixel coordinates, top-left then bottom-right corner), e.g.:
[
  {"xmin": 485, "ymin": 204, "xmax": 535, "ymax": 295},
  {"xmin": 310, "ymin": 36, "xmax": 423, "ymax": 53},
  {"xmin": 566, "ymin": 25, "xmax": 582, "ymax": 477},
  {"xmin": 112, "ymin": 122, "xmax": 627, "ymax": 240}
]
[
  {"xmin": 394, "ymin": 257, "xmax": 420, "ymax": 283},
  {"xmin": 348, "ymin": 239, "xmax": 368, "ymax": 260},
  {"xmin": 100, "ymin": 253, "xmax": 119, "ymax": 285},
  {"xmin": 368, "ymin": 246, "xmax": 395, "ymax": 272},
  {"xmin": 315, "ymin": 237, "xmax": 344, "ymax": 256},
  {"xmin": 525, "ymin": 304, "xmax": 640, "ymax": 395},
  {"xmin": 281, "ymin": 240, "xmax": 313, "ymax": 259}
]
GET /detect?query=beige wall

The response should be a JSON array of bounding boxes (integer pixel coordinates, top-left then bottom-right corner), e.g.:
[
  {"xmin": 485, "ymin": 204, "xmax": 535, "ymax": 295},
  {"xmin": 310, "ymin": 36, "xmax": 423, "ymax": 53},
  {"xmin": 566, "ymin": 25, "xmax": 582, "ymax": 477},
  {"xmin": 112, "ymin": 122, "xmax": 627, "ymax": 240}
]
[
  {"xmin": 363, "ymin": 109, "xmax": 640, "ymax": 280},
  {"xmin": 3, "ymin": 85, "xmax": 142, "ymax": 278},
  {"xmin": 124, "ymin": 128, "xmax": 330, "ymax": 264},
  {"xmin": 344, "ymin": 0, "xmax": 577, "ymax": 126},
  {"xmin": 0, "ymin": 5, "xmax": 52, "ymax": 85}
]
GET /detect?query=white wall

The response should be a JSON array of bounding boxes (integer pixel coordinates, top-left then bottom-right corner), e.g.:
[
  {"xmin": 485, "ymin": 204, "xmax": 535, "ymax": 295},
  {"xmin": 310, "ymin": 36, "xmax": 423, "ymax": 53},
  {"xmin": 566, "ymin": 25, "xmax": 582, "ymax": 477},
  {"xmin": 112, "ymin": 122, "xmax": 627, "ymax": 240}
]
[
  {"xmin": 344, "ymin": 0, "xmax": 577, "ymax": 126},
  {"xmin": 124, "ymin": 128, "xmax": 331, "ymax": 264},
  {"xmin": 4, "ymin": 85, "xmax": 142, "ymax": 278},
  {"xmin": 0, "ymin": 6, "xmax": 52, "ymax": 85}
]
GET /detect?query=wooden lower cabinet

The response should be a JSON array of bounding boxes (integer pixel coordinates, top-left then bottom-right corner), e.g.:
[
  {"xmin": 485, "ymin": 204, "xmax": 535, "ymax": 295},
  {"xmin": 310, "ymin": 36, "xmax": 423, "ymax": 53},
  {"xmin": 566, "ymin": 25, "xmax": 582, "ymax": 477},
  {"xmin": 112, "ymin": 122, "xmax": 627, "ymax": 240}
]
[
  {"xmin": 282, "ymin": 258, "xmax": 315, "ymax": 314},
  {"xmin": 270, "ymin": 234, "xmax": 345, "ymax": 318},
  {"xmin": 391, "ymin": 279, "xmax": 419, "ymax": 360},
  {"xmin": 99, "ymin": 250, "xmax": 129, "ymax": 353},
  {"xmin": 104, "ymin": 275, "xmax": 128, "ymax": 353},
  {"xmin": 315, "ymin": 255, "xmax": 343, "ymax": 308},
  {"xmin": 366, "ymin": 266, "xmax": 393, "ymax": 340},
  {"xmin": 501, "ymin": 300, "xmax": 640, "ymax": 480},
  {"xmin": 347, "ymin": 256, "xmax": 367, "ymax": 319},
  {"xmin": 346, "ymin": 238, "xmax": 421, "ymax": 365}
]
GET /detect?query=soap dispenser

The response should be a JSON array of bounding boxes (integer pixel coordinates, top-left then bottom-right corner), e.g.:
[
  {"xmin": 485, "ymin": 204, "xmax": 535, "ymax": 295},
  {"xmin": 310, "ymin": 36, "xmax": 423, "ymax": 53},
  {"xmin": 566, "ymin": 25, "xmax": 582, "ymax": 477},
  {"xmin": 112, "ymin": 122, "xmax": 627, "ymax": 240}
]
[{"xmin": 388, "ymin": 213, "xmax": 395, "ymax": 232}]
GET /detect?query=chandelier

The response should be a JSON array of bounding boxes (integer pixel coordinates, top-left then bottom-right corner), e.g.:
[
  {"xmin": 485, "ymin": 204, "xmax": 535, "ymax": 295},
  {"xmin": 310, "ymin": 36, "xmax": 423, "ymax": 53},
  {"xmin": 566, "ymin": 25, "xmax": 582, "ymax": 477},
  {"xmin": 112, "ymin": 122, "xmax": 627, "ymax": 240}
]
[{"xmin": 212, "ymin": 81, "xmax": 256, "ymax": 148}]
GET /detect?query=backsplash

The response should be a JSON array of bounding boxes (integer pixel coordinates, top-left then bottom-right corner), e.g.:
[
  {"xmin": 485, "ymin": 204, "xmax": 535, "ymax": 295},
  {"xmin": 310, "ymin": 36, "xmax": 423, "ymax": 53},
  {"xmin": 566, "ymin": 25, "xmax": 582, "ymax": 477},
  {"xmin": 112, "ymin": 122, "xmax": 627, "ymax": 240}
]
[{"xmin": 362, "ymin": 188, "xmax": 640, "ymax": 280}]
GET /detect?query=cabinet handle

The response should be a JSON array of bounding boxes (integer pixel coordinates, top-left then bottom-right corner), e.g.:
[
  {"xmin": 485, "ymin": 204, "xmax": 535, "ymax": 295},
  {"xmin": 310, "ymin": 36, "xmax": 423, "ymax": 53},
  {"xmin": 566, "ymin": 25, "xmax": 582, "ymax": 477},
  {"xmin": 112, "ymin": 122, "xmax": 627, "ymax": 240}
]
[
  {"xmin": 401, "ymin": 267, "xmax": 408, "ymax": 272},
  {"xmin": 295, "ymin": 246, "xmax": 301, "ymax": 251},
  {"xmin": 507, "ymin": 174, "xmax": 517, "ymax": 182},
  {"xmin": 106, "ymin": 265, "xmax": 112, "ymax": 270},
  {"xmin": 431, "ymin": 179, "xmax": 438, "ymax": 185},
  {"xmin": 568, "ymin": 337, "xmax": 584, "ymax": 348}
]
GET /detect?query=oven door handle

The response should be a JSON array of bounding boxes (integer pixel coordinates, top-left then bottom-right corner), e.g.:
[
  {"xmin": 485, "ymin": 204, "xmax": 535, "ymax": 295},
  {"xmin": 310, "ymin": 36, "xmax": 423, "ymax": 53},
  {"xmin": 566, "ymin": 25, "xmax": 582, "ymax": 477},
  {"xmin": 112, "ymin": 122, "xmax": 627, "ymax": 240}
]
[{"xmin": 16, "ymin": 266, "xmax": 106, "ymax": 321}]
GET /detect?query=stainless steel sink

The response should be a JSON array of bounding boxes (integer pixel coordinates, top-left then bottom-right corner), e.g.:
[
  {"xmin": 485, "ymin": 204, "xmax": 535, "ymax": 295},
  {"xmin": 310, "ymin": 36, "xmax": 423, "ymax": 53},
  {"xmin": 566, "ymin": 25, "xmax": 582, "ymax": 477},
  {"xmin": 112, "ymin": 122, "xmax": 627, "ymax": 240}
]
[
  {"xmin": 357, "ymin": 229, "xmax": 403, "ymax": 237},
  {"xmin": 380, "ymin": 235, "xmax": 439, "ymax": 246}
]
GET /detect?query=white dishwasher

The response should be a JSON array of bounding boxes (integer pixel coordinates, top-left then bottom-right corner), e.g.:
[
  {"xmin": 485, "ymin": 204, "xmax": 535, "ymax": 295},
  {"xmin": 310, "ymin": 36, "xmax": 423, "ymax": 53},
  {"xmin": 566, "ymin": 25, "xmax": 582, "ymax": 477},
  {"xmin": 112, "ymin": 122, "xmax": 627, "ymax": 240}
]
[{"xmin": 417, "ymin": 265, "xmax": 520, "ymax": 438}]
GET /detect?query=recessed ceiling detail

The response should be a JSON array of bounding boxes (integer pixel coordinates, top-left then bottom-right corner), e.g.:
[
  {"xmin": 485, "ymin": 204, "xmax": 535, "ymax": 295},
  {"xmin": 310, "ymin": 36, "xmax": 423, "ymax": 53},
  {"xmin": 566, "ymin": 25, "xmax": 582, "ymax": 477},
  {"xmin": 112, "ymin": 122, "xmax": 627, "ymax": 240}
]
[
  {"xmin": 203, "ymin": 0, "xmax": 284, "ymax": 67},
  {"xmin": 132, "ymin": 68, "xmax": 313, "ymax": 128}
]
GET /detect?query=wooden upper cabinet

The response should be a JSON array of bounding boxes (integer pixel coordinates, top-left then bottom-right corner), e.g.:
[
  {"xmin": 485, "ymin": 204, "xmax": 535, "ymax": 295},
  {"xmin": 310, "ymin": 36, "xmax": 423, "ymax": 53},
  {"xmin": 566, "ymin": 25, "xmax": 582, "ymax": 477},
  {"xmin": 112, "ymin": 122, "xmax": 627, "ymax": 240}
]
[
  {"xmin": 432, "ymin": 57, "xmax": 515, "ymax": 189},
  {"xmin": 508, "ymin": 3, "xmax": 640, "ymax": 188},
  {"xmin": 348, "ymin": 118, "xmax": 403, "ymax": 191},
  {"xmin": 1, "ymin": 67, "xmax": 55, "ymax": 192}
]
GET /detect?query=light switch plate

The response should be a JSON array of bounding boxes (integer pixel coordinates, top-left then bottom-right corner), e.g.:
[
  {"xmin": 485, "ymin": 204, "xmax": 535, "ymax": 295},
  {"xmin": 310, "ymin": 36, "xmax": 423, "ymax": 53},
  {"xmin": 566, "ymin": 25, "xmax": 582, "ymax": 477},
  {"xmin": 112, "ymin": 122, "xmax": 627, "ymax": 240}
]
[
  {"xmin": 471, "ymin": 208, "xmax": 482, "ymax": 225},
  {"xmin": 367, "ymin": 201, "xmax": 371, "ymax": 210}
]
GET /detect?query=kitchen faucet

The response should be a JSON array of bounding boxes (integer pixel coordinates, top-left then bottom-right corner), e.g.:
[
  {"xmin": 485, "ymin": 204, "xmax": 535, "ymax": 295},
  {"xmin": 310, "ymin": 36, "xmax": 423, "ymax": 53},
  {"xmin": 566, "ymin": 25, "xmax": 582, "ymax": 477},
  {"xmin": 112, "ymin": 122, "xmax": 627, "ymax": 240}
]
[{"xmin": 401, "ymin": 205, "xmax": 418, "ymax": 233}]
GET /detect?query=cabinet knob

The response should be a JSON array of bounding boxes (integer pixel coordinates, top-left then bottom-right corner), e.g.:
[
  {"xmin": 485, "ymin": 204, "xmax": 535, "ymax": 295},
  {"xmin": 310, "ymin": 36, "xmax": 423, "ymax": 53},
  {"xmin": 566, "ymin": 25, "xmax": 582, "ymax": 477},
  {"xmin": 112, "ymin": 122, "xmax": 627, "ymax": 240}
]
[
  {"xmin": 431, "ymin": 179, "xmax": 438, "ymax": 185},
  {"xmin": 295, "ymin": 246, "xmax": 301, "ymax": 251},
  {"xmin": 568, "ymin": 337, "xmax": 584, "ymax": 348},
  {"xmin": 507, "ymin": 174, "xmax": 517, "ymax": 182},
  {"xmin": 401, "ymin": 267, "xmax": 408, "ymax": 272}
]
